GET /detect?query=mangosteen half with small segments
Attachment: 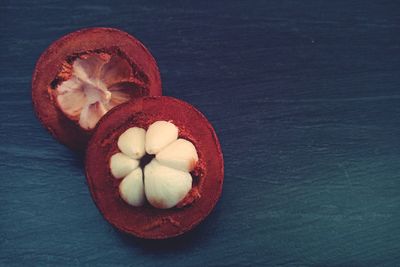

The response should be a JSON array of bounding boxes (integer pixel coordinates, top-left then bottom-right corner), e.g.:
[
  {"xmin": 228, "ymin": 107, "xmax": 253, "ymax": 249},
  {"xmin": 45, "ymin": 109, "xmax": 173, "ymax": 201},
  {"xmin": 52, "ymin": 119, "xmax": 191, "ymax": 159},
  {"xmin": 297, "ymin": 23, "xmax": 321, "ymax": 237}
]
[{"xmin": 32, "ymin": 27, "xmax": 161, "ymax": 150}]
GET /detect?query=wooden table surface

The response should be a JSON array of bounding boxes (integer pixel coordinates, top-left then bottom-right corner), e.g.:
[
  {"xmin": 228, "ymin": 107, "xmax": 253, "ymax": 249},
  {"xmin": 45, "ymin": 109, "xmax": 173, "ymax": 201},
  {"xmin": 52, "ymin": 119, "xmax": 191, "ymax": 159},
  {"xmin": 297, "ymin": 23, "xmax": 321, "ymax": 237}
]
[{"xmin": 1, "ymin": 1, "xmax": 399, "ymax": 266}]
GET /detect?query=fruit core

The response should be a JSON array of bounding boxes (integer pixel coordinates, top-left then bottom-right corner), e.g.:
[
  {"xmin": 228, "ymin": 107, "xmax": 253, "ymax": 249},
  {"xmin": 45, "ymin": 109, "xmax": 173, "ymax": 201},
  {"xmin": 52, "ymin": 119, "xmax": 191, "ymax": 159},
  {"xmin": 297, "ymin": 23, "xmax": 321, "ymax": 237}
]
[{"xmin": 50, "ymin": 50, "xmax": 145, "ymax": 130}]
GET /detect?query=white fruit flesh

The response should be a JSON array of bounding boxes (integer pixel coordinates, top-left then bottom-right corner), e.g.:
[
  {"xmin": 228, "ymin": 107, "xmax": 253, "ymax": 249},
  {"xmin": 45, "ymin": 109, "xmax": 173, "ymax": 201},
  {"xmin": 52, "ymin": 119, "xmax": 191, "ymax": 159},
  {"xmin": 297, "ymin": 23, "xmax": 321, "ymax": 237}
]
[
  {"xmin": 110, "ymin": 153, "xmax": 139, "ymax": 179},
  {"xmin": 79, "ymin": 101, "xmax": 107, "ymax": 130},
  {"xmin": 56, "ymin": 77, "xmax": 86, "ymax": 117},
  {"xmin": 119, "ymin": 168, "xmax": 145, "ymax": 207},
  {"xmin": 56, "ymin": 54, "xmax": 133, "ymax": 130},
  {"xmin": 156, "ymin": 138, "xmax": 198, "ymax": 172},
  {"xmin": 144, "ymin": 159, "xmax": 192, "ymax": 209},
  {"xmin": 117, "ymin": 127, "xmax": 146, "ymax": 159},
  {"xmin": 109, "ymin": 121, "xmax": 198, "ymax": 209},
  {"xmin": 145, "ymin": 121, "xmax": 178, "ymax": 154}
]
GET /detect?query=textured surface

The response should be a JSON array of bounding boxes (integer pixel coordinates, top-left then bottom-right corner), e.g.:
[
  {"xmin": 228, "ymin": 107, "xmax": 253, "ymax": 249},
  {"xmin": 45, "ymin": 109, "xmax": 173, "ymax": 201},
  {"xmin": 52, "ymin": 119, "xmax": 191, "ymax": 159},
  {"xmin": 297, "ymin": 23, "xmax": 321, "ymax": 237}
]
[{"xmin": 1, "ymin": 0, "xmax": 399, "ymax": 266}]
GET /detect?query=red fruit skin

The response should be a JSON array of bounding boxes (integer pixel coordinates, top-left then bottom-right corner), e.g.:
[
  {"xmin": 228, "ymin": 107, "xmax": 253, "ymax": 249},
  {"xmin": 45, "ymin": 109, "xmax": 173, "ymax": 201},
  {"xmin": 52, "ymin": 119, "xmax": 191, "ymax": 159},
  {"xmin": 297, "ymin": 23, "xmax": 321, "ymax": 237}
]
[
  {"xmin": 85, "ymin": 96, "xmax": 224, "ymax": 239},
  {"xmin": 32, "ymin": 27, "xmax": 162, "ymax": 150}
]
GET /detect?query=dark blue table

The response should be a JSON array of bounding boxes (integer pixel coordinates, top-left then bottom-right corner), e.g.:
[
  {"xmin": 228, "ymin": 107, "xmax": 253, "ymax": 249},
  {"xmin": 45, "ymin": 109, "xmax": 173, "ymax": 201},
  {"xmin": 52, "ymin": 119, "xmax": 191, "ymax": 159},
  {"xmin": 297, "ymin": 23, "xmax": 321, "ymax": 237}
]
[{"xmin": 1, "ymin": 1, "xmax": 399, "ymax": 265}]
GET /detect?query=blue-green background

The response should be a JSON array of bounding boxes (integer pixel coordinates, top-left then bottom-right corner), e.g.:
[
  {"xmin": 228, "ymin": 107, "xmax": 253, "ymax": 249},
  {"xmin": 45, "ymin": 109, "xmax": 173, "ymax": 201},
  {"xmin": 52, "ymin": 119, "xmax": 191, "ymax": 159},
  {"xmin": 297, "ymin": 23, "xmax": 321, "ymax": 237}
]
[{"xmin": 1, "ymin": 1, "xmax": 399, "ymax": 266}]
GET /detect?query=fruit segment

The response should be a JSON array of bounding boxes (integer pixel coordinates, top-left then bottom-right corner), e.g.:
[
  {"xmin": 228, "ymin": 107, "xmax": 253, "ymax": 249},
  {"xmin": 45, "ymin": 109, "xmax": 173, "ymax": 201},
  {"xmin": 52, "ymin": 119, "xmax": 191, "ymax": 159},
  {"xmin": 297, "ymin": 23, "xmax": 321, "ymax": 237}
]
[
  {"xmin": 145, "ymin": 121, "xmax": 178, "ymax": 154},
  {"xmin": 156, "ymin": 138, "xmax": 198, "ymax": 172},
  {"xmin": 119, "ymin": 168, "xmax": 145, "ymax": 207},
  {"xmin": 117, "ymin": 127, "xmax": 146, "ymax": 159},
  {"xmin": 79, "ymin": 101, "xmax": 108, "ymax": 130},
  {"xmin": 144, "ymin": 159, "xmax": 192, "ymax": 209},
  {"xmin": 56, "ymin": 77, "xmax": 86, "ymax": 118},
  {"xmin": 109, "ymin": 153, "xmax": 139, "ymax": 179}
]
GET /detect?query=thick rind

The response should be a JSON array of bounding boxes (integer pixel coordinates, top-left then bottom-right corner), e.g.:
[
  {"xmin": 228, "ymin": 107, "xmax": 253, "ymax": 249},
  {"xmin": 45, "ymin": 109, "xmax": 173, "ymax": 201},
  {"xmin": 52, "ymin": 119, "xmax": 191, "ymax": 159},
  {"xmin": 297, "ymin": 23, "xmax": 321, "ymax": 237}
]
[
  {"xmin": 85, "ymin": 96, "xmax": 224, "ymax": 239},
  {"xmin": 32, "ymin": 27, "xmax": 162, "ymax": 150}
]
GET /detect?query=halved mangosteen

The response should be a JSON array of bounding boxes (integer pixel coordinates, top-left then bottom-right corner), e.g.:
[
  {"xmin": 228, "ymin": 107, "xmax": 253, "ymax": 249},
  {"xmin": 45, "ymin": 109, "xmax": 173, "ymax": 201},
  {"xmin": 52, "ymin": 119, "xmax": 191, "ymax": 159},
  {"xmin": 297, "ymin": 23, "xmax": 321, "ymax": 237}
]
[
  {"xmin": 32, "ymin": 28, "xmax": 161, "ymax": 150},
  {"xmin": 85, "ymin": 96, "xmax": 224, "ymax": 239}
]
